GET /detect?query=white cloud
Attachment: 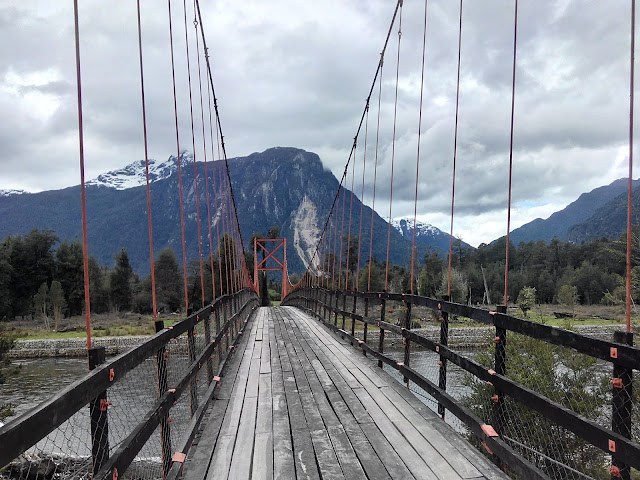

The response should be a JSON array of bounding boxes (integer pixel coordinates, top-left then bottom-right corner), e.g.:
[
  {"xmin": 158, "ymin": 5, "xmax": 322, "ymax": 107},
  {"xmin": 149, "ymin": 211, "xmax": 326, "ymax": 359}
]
[{"xmin": 0, "ymin": 0, "xmax": 636, "ymax": 246}]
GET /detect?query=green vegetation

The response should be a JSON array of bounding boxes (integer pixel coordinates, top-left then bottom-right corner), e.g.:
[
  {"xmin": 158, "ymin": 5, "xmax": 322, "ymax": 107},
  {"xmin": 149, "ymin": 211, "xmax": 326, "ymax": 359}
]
[{"xmin": 0, "ymin": 325, "xmax": 16, "ymax": 420}]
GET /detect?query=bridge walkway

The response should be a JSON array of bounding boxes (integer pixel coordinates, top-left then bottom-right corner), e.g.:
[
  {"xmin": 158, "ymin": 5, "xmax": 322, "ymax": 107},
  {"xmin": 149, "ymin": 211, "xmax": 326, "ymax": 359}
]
[{"xmin": 183, "ymin": 306, "xmax": 508, "ymax": 480}]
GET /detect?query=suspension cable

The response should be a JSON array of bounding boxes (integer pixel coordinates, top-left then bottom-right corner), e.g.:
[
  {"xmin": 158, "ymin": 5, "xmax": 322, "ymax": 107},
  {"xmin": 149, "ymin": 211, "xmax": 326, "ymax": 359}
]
[
  {"xmin": 626, "ymin": 0, "xmax": 636, "ymax": 333},
  {"xmin": 182, "ymin": 0, "xmax": 206, "ymax": 307},
  {"xmin": 369, "ymin": 60, "xmax": 384, "ymax": 290},
  {"xmin": 167, "ymin": 0, "xmax": 190, "ymax": 313},
  {"xmin": 448, "ymin": 0, "xmax": 463, "ymax": 297},
  {"xmin": 411, "ymin": 0, "xmax": 429, "ymax": 295},
  {"xmin": 73, "ymin": 0, "xmax": 92, "ymax": 352},
  {"xmin": 346, "ymin": 138, "xmax": 357, "ymax": 289},
  {"xmin": 356, "ymin": 103, "xmax": 370, "ymax": 291},
  {"xmin": 385, "ymin": 2, "xmax": 403, "ymax": 291},
  {"xmin": 504, "ymin": 0, "xmax": 518, "ymax": 307},
  {"xmin": 136, "ymin": 0, "xmax": 158, "ymax": 321},
  {"xmin": 195, "ymin": 13, "xmax": 216, "ymax": 302}
]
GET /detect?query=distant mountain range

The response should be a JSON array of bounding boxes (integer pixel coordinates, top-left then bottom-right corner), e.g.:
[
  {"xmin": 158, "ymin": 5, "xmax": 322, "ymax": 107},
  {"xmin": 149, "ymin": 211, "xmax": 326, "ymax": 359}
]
[
  {"xmin": 507, "ymin": 178, "xmax": 640, "ymax": 245},
  {"xmin": 0, "ymin": 147, "xmax": 455, "ymax": 275}
]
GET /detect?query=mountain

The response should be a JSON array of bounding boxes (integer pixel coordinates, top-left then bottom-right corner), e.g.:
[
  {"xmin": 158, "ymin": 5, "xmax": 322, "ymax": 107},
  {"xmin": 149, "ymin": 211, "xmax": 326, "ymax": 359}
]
[
  {"xmin": 506, "ymin": 178, "xmax": 640, "ymax": 245},
  {"xmin": 0, "ymin": 147, "xmax": 456, "ymax": 276},
  {"xmin": 391, "ymin": 218, "xmax": 472, "ymax": 252},
  {"xmin": 567, "ymin": 186, "xmax": 640, "ymax": 243},
  {"xmin": 0, "ymin": 189, "xmax": 27, "ymax": 197}
]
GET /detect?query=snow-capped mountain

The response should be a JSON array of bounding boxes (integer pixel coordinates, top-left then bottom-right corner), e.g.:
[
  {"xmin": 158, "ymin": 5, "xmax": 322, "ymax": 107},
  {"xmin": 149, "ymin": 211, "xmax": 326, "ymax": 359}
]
[
  {"xmin": 0, "ymin": 189, "xmax": 27, "ymax": 197},
  {"xmin": 392, "ymin": 217, "xmax": 473, "ymax": 251},
  {"xmin": 392, "ymin": 217, "xmax": 442, "ymax": 238},
  {"xmin": 87, "ymin": 152, "xmax": 193, "ymax": 190}
]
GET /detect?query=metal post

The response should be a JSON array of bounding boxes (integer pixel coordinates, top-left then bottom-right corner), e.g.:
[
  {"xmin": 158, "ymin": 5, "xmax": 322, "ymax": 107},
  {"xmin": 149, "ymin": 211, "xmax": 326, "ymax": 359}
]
[
  {"xmin": 188, "ymin": 326, "xmax": 198, "ymax": 416},
  {"xmin": 438, "ymin": 295, "xmax": 450, "ymax": 418},
  {"xmin": 403, "ymin": 297, "xmax": 412, "ymax": 386},
  {"xmin": 492, "ymin": 305, "xmax": 508, "ymax": 470},
  {"xmin": 363, "ymin": 298, "xmax": 369, "ymax": 355},
  {"xmin": 611, "ymin": 331, "xmax": 634, "ymax": 480},
  {"xmin": 88, "ymin": 347, "xmax": 109, "ymax": 475},
  {"xmin": 204, "ymin": 313, "xmax": 213, "ymax": 383},
  {"xmin": 378, "ymin": 297, "xmax": 386, "ymax": 368},
  {"xmin": 342, "ymin": 294, "xmax": 347, "ymax": 330},
  {"xmin": 351, "ymin": 294, "xmax": 357, "ymax": 341},
  {"xmin": 154, "ymin": 320, "xmax": 172, "ymax": 475}
]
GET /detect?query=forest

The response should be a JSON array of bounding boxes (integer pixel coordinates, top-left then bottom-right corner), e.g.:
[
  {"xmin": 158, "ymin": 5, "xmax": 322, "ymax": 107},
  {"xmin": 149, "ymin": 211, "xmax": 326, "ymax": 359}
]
[{"xmin": 0, "ymin": 226, "xmax": 637, "ymax": 325}]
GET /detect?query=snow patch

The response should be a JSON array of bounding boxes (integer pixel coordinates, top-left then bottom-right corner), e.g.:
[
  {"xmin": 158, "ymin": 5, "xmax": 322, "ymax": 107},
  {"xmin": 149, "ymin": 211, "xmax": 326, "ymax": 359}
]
[
  {"xmin": 0, "ymin": 189, "xmax": 28, "ymax": 197},
  {"xmin": 391, "ymin": 217, "xmax": 442, "ymax": 237},
  {"xmin": 87, "ymin": 152, "xmax": 193, "ymax": 190}
]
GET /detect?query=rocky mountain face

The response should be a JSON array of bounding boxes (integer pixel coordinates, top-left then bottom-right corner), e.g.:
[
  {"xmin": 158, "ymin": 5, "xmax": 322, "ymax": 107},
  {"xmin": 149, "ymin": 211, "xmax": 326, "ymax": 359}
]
[
  {"xmin": 1, "ymin": 147, "xmax": 455, "ymax": 276},
  {"xmin": 506, "ymin": 178, "xmax": 640, "ymax": 245}
]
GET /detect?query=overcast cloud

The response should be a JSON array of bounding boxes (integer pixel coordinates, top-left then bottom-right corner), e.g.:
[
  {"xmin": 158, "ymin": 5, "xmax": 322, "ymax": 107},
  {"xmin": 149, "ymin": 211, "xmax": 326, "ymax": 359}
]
[{"xmin": 0, "ymin": 1, "xmax": 636, "ymax": 246}]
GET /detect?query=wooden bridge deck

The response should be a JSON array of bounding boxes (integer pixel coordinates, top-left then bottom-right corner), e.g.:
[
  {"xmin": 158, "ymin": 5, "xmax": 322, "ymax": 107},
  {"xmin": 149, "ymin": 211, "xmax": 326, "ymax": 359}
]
[{"xmin": 183, "ymin": 306, "xmax": 508, "ymax": 480}]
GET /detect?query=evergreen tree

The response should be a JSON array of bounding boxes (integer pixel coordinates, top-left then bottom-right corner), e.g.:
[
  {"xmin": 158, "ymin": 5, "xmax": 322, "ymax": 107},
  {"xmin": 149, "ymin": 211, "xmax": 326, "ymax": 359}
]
[
  {"xmin": 56, "ymin": 239, "xmax": 84, "ymax": 316},
  {"xmin": 110, "ymin": 248, "xmax": 133, "ymax": 312},
  {"xmin": 155, "ymin": 248, "xmax": 183, "ymax": 312}
]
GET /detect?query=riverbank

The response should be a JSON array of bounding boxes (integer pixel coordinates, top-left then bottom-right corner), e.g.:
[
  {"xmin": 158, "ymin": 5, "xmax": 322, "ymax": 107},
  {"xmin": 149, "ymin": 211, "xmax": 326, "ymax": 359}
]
[{"xmin": 6, "ymin": 324, "xmax": 626, "ymax": 358}]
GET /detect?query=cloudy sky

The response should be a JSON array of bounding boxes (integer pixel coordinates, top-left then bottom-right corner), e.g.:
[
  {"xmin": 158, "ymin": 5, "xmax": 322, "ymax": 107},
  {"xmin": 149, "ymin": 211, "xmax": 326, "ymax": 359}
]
[{"xmin": 0, "ymin": 0, "xmax": 636, "ymax": 246}]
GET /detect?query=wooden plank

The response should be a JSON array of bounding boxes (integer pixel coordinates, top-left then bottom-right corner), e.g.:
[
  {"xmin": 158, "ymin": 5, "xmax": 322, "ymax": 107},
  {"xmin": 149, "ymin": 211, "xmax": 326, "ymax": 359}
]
[
  {"xmin": 252, "ymin": 432, "xmax": 274, "ymax": 480},
  {"xmin": 310, "ymin": 429, "xmax": 345, "ymax": 480},
  {"xmin": 270, "ymin": 312, "xmax": 296, "ymax": 480},
  {"xmin": 182, "ymin": 398, "xmax": 229, "ymax": 480},
  {"xmin": 256, "ymin": 373, "xmax": 273, "ymax": 434},
  {"xmin": 378, "ymin": 386, "xmax": 484, "ymax": 479},
  {"xmin": 291, "ymin": 427, "xmax": 321, "ymax": 480},
  {"xmin": 360, "ymin": 423, "xmax": 416, "ymax": 480},
  {"xmin": 205, "ymin": 434, "xmax": 234, "ymax": 480},
  {"xmin": 354, "ymin": 387, "xmax": 439, "ymax": 480},
  {"xmin": 228, "ymin": 396, "xmax": 258, "ymax": 479},
  {"xmin": 245, "ymin": 357, "xmax": 261, "ymax": 398},
  {"xmin": 327, "ymin": 424, "xmax": 367, "ymax": 480}
]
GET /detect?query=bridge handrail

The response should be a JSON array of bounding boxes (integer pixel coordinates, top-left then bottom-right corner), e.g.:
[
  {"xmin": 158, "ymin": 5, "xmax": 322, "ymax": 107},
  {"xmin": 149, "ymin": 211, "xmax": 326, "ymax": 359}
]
[
  {"xmin": 0, "ymin": 288, "xmax": 258, "ymax": 474},
  {"xmin": 284, "ymin": 287, "xmax": 640, "ymax": 478},
  {"xmin": 321, "ymin": 288, "xmax": 640, "ymax": 371}
]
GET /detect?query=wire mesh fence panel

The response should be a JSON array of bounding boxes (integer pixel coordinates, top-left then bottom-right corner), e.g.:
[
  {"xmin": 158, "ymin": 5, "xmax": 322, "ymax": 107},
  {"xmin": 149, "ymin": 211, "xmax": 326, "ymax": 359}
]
[
  {"xmin": 118, "ymin": 424, "xmax": 164, "ymax": 480},
  {"xmin": 108, "ymin": 357, "xmax": 160, "ymax": 454},
  {"xmin": 4, "ymin": 409, "xmax": 93, "ymax": 480}
]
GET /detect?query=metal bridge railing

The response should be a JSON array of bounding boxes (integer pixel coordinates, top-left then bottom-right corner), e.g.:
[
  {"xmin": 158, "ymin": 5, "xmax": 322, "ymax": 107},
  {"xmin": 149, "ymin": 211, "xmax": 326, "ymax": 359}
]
[
  {"xmin": 0, "ymin": 289, "xmax": 259, "ymax": 480},
  {"xmin": 284, "ymin": 287, "xmax": 639, "ymax": 480}
]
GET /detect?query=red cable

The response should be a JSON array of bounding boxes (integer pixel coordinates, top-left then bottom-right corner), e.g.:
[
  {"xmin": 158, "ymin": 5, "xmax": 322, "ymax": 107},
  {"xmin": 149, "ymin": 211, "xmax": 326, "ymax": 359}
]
[
  {"xmin": 137, "ymin": 0, "xmax": 158, "ymax": 322},
  {"xmin": 338, "ymin": 171, "xmax": 348, "ymax": 290},
  {"xmin": 346, "ymin": 140, "xmax": 357, "ymax": 290},
  {"xmin": 504, "ymin": 0, "xmax": 518, "ymax": 307},
  {"xmin": 73, "ymin": 0, "xmax": 92, "ymax": 352},
  {"xmin": 369, "ymin": 60, "xmax": 384, "ymax": 291},
  {"xmin": 385, "ymin": 4, "xmax": 403, "ymax": 292},
  {"xmin": 182, "ymin": 0, "xmax": 206, "ymax": 308},
  {"xmin": 332, "ymin": 194, "xmax": 340, "ymax": 290},
  {"xmin": 448, "ymin": 0, "xmax": 463, "ymax": 297},
  {"xmin": 356, "ymin": 105, "xmax": 370, "ymax": 291},
  {"xmin": 627, "ymin": 0, "xmax": 636, "ymax": 333},
  {"xmin": 167, "ymin": 0, "xmax": 190, "ymax": 314},
  {"xmin": 411, "ymin": 0, "xmax": 429, "ymax": 296},
  {"xmin": 199, "ymin": 30, "xmax": 216, "ymax": 301}
]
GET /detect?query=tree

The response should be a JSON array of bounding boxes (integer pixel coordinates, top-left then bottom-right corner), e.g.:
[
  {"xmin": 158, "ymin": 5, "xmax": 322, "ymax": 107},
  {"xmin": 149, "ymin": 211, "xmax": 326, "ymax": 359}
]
[
  {"xmin": 33, "ymin": 282, "xmax": 50, "ymax": 330},
  {"xmin": 49, "ymin": 281, "xmax": 66, "ymax": 331},
  {"xmin": 0, "ymin": 239, "xmax": 13, "ymax": 320},
  {"xmin": 558, "ymin": 284, "xmax": 578, "ymax": 319},
  {"xmin": 358, "ymin": 262, "xmax": 384, "ymax": 292},
  {"xmin": 0, "ymin": 327, "xmax": 15, "ymax": 420},
  {"xmin": 438, "ymin": 268, "xmax": 468, "ymax": 304},
  {"xmin": 155, "ymin": 248, "xmax": 183, "ymax": 312},
  {"xmin": 110, "ymin": 248, "xmax": 133, "ymax": 312},
  {"xmin": 56, "ymin": 239, "xmax": 84, "ymax": 316},
  {"xmin": 267, "ymin": 226, "xmax": 280, "ymax": 239},
  {"xmin": 517, "ymin": 286, "xmax": 536, "ymax": 317}
]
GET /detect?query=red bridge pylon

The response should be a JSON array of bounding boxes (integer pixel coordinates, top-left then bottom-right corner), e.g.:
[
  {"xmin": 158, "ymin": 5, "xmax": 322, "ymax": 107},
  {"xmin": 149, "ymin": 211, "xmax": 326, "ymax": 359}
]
[{"xmin": 254, "ymin": 238, "xmax": 289, "ymax": 300}]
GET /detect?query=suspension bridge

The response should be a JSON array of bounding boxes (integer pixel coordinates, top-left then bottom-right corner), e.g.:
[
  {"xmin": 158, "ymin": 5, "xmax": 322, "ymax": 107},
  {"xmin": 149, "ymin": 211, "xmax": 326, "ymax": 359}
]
[{"xmin": 1, "ymin": 1, "xmax": 639, "ymax": 480}]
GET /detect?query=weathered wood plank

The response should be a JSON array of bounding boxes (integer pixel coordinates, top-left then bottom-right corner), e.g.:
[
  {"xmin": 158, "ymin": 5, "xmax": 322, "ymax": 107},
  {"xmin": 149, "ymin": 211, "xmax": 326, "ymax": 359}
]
[
  {"xmin": 310, "ymin": 429, "xmax": 345, "ymax": 480},
  {"xmin": 228, "ymin": 396, "xmax": 258, "ymax": 479},
  {"xmin": 252, "ymin": 432, "xmax": 274, "ymax": 480}
]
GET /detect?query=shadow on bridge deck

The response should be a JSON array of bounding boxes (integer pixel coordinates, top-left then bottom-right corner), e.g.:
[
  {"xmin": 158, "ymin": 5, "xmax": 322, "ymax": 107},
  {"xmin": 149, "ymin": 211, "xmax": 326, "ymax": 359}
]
[{"xmin": 182, "ymin": 306, "xmax": 508, "ymax": 480}]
